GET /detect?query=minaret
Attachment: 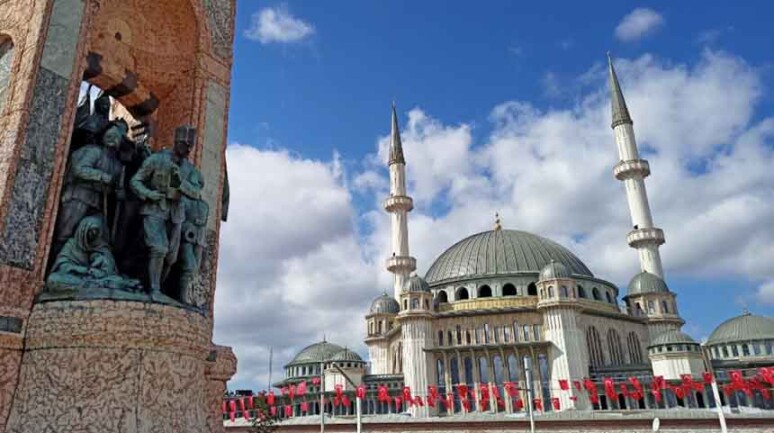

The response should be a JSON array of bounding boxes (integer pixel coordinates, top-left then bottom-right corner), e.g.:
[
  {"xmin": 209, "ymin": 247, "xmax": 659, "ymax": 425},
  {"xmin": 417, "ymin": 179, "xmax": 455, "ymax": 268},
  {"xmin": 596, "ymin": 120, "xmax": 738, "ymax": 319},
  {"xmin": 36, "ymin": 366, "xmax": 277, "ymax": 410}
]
[
  {"xmin": 384, "ymin": 103, "xmax": 417, "ymax": 300},
  {"xmin": 608, "ymin": 54, "xmax": 666, "ymax": 279}
]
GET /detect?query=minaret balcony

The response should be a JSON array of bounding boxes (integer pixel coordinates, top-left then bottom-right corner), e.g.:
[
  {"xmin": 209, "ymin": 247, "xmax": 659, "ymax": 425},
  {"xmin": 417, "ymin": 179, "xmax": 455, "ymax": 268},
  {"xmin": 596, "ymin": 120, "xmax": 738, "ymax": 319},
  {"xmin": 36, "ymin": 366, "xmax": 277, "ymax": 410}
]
[
  {"xmin": 386, "ymin": 256, "xmax": 416, "ymax": 273},
  {"xmin": 613, "ymin": 159, "xmax": 650, "ymax": 180},
  {"xmin": 383, "ymin": 195, "xmax": 414, "ymax": 212},
  {"xmin": 627, "ymin": 227, "xmax": 665, "ymax": 248}
]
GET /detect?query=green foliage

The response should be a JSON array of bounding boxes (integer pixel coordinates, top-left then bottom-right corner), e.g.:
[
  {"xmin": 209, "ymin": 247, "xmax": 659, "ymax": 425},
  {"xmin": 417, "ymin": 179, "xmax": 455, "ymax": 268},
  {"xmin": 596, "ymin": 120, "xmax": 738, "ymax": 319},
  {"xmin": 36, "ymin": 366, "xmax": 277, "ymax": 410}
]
[{"xmin": 249, "ymin": 396, "xmax": 281, "ymax": 433}]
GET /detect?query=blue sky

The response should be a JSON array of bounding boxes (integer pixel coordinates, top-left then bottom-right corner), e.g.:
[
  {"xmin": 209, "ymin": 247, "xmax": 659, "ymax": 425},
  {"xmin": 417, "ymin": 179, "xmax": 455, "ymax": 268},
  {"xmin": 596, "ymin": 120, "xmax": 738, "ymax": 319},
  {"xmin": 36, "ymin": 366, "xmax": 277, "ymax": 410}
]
[{"xmin": 216, "ymin": 1, "xmax": 774, "ymax": 390}]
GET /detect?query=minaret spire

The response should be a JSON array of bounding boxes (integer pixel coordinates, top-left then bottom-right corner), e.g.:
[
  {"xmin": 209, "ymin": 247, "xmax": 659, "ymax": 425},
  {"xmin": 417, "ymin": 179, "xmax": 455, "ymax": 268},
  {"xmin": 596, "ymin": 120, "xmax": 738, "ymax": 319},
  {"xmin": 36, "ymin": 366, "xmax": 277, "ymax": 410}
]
[
  {"xmin": 608, "ymin": 54, "xmax": 666, "ymax": 279},
  {"xmin": 607, "ymin": 52, "xmax": 633, "ymax": 128},
  {"xmin": 384, "ymin": 103, "xmax": 416, "ymax": 300}
]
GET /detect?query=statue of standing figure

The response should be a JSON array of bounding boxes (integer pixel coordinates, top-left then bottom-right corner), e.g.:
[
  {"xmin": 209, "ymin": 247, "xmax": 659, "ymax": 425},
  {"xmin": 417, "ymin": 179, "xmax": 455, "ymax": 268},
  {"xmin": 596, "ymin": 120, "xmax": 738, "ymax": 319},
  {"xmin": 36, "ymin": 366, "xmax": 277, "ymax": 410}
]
[
  {"xmin": 53, "ymin": 119, "xmax": 127, "ymax": 256},
  {"xmin": 130, "ymin": 125, "xmax": 204, "ymax": 298}
]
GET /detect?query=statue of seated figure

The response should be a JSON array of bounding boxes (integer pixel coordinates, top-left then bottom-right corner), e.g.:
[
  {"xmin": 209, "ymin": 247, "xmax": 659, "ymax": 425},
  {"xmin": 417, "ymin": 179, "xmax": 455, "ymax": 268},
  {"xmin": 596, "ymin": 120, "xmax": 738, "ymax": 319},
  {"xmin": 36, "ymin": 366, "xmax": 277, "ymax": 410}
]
[{"xmin": 46, "ymin": 215, "xmax": 141, "ymax": 293}]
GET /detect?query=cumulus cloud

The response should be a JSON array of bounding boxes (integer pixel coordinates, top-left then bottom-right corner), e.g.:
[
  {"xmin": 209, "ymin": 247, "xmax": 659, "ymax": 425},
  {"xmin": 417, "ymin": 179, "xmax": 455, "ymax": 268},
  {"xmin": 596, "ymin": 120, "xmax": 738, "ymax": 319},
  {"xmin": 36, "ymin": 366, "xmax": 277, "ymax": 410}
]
[
  {"xmin": 615, "ymin": 8, "xmax": 664, "ymax": 42},
  {"xmin": 216, "ymin": 50, "xmax": 774, "ymax": 391},
  {"xmin": 244, "ymin": 5, "xmax": 315, "ymax": 44}
]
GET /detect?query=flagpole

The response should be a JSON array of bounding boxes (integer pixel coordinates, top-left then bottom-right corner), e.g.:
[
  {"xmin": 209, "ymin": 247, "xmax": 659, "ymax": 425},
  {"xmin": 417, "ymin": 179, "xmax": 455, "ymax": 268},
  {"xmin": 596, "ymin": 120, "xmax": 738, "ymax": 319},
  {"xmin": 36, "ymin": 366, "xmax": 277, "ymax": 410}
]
[
  {"xmin": 267, "ymin": 347, "xmax": 273, "ymax": 391},
  {"xmin": 524, "ymin": 357, "xmax": 535, "ymax": 433},
  {"xmin": 701, "ymin": 345, "xmax": 727, "ymax": 433},
  {"xmin": 319, "ymin": 361, "xmax": 325, "ymax": 433}
]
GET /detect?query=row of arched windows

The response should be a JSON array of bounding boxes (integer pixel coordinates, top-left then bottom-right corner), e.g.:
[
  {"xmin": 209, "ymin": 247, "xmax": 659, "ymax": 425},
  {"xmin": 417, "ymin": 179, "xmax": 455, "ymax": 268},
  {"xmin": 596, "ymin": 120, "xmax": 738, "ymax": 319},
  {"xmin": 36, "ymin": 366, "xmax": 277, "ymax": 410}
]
[
  {"xmin": 710, "ymin": 341, "xmax": 774, "ymax": 360},
  {"xmin": 630, "ymin": 299, "xmax": 675, "ymax": 317},
  {"xmin": 586, "ymin": 326, "xmax": 644, "ymax": 367},
  {"xmin": 436, "ymin": 321, "xmax": 542, "ymax": 347},
  {"xmin": 437, "ymin": 283, "xmax": 540, "ymax": 304}
]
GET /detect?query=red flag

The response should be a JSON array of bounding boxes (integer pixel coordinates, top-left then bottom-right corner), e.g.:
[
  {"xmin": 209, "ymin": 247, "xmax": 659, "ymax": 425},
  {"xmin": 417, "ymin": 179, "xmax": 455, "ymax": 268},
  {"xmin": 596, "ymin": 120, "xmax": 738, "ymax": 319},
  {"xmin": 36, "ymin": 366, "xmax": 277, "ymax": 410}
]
[
  {"xmin": 584, "ymin": 378, "xmax": 599, "ymax": 404},
  {"xmin": 603, "ymin": 378, "xmax": 616, "ymax": 400},
  {"xmin": 491, "ymin": 384, "xmax": 501, "ymax": 400},
  {"xmin": 496, "ymin": 397, "xmax": 505, "ymax": 408},
  {"xmin": 461, "ymin": 398, "xmax": 470, "ymax": 411},
  {"xmin": 551, "ymin": 397, "xmax": 560, "ymax": 410},
  {"xmin": 333, "ymin": 396, "xmax": 341, "ymax": 407},
  {"xmin": 569, "ymin": 395, "xmax": 578, "ymax": 402},
  {"xmin": 722, "ymin": 384, "xmax": 733, "ymax": 396},
  {"xmin": 573, "ymin": 380, "xmax": 582, "ymax": 391},
  {"xmin": 267, "ymin": 391, "xmax": 276, "ymax": 406},
  {"xmin": 504, "ymin": 381, "xmax": 518, "ymax": 397},
  {"xmin": 395, "ymin": 397, "xmax": 402, "ymax": 411},
  {"xmin": 653, "ymin": 376, "xmax": 666, "ymax": 390},
  {"xmin": 270, "ymin": 406, "xmax": 277, "ymax": 417},
  {"xmin": 760, "ymin": 367, "xmax": 774, "ymax": 386},
  {"xmin": 335, "ymin": 384, "xmax": 344, "ymax": 399},
  {"xmin": 702, "ymin": 371, "xmax": 714, "ymax": 385},
  {"xmin": 761, "ymin": 388, "xmax": 771, "ymax": 400},
  {"xmin": 300, "ymin": 401, "xmax": 309, "ymax": 413},
  {"xmin": 284, "ymin": 405, "xmax": 292, "ymax": 417},
  {"xmin": 403, "ymin": 386, "xmax": 412, "ymax": 402},
  {"xmin": 620, "ymin": 383, "xmax": 629, "ymax": 397},
  {"xmin": 729, "ymin": 370, "xmax": 744, "ymax": 386},
  {"xmin": 288, "ymin": 384, "xmax": 296, "ymax": 401},
  {"xmin": 514, "ymin": 398, "xmax": 524, "ymax": 410},
  {"xmin": 221, "ymin": 401, "xmax": 226, "ymax": 414},
  {"xmin": 297, "ymin": 381, "xmax": 307, "ymax": 396},
  {"xmin": 243, "ymin": 409, "xmax": 250, "ymax": 421},
  {"xmin": 631, "ymin": 391, "xmax": 643, "ymax": 401},
  {"xmin": 356, "ymin": 384, "xmax": 366, "ymax": 400},
  {"xmin": 248, "ymin": 395, "xmax": 255, "ymax": 408},
  {"xmin": 239, "ymin": 398, "xmax": 246, "ymax": 412},
  {"xmin": 414, "ymin": 396, "xmax": 424, "ymax": 407},
  {"xmin": 628, "ymin": 377, "xmax": 643, "ymax": 395},
  {"xmin": 312, "ymin": 377, "xmax": 321, "ymax": 386},
  {"xmin": 342, "ymin": 395, "xmax": 351, "ymax": 408},
  {"xmin": 229, "ymin": 400, "xmax": 237, "ymax": 413},
  {"xmin": 558, "ymin": 379, "xmax": 569, "ymax": 391},
  {"xmin": 446, "ymin": 393, "xmax": 454, "ymax": 410},
  {"xmin": 378, "ymin": 384, "xmax": 389, "ymax": 402},
  {"xmin": 479, "ymin": 384, "xmax": 490, "ymax": 409},
  {"xmin": 533, "ymin": 399, "xmax": 543, "ymax": 411},
  {"xmin": 429, "ymin": 385, "xmax": 439, "ymax": 401},
  {"xmin": 652, "ymin": 389, "xmax": 662, "ymax": 403},
  {"xmin": 229, "ymin": 411, "xmax": 235, "ymax": 422},
  {"xmin": 457, "ymin": 384, "xmax": 469, "ymax": 399},
  {"xmin": 674, "ymin": 386, "xmax": 685, "ymax": 399}
]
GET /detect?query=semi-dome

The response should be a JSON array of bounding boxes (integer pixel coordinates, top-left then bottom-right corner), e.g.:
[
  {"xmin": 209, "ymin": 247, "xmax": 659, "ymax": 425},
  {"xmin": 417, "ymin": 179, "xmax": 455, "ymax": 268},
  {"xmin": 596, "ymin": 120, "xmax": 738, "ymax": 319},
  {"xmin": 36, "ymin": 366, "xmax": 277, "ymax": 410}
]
[
  {"xmin": 425, "ymin": 229, "xmax": 593, "ymax": 284},
  {"xmin": 286, "ymin": 341, "xmax": 345, "ymax": 367},
  {"xmin": 540, "ymin": 260, "xmax": 572, "ymax": 281},
  {"xmin": 649, "ymin": 330, "xmax": 698, "ymax": 347},
  {"xmin": 707, "ymin": 312, "xmax": 774, "ymax": 346},
  {"xmin": 330, "ymin": 348, "xmax": 365, "ymax": 363},
  {"xmin": 627, "ymin": 271, "xmax": 669, "ymax": 296},
  {"xmin": 404, "ymin": 274, "xmax": 431, "ymax": 293},
  {"xmin": 370, "ymin": 293, "xmax": 399, "ymax": 314}
]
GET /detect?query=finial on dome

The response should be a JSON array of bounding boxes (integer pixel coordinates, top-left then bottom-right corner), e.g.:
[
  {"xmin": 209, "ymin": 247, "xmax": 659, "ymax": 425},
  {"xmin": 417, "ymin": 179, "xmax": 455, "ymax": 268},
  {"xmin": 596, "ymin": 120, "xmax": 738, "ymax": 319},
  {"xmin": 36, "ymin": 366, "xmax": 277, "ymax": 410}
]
[
  {"xmin": 494, "ymin": 213, "xmax": 502, "ymax": 231},
  {"xmin": 742, "ymin": 308, "xmax": 751, "ymax": 316}
]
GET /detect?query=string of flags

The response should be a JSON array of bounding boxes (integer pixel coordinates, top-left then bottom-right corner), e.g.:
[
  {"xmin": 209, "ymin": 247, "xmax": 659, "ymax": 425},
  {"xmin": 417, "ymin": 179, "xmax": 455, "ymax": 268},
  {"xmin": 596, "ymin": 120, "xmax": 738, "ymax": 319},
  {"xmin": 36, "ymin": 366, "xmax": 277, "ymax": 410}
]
[{"xmin": 223, "ymin": 367, "xmax": 774, "ymax": 421}]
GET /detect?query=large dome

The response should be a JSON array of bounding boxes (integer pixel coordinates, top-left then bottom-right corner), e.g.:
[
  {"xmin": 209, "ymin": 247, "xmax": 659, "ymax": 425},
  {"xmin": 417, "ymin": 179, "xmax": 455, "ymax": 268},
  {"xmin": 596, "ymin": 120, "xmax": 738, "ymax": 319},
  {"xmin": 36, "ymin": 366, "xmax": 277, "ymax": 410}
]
[
  {"xmin": 707, "ymin": 312, "xmax": 774, "ymax": 346},
  {"xmin": 425, "ymin": 229, "xmax": 593, "ymax": 284},
  {"xmin": 286, "ymin": 341, "xmax": 345, "ymax": 367}
]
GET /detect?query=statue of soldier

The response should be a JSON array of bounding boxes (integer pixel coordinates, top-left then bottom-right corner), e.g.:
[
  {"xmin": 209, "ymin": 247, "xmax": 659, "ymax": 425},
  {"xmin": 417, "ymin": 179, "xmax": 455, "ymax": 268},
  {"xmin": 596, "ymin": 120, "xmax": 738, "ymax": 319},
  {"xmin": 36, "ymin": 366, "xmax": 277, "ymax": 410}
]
[
  {"xmin": 179, "ymin": 197, "xmax": 209, "ymax": 305},
  {"xmin": 130, "ymin": 125, "xmax": 203, "ymax": 298},
  {"xmin": 53, "ymin": 119, "xmax": 128, "ymax": 255}
]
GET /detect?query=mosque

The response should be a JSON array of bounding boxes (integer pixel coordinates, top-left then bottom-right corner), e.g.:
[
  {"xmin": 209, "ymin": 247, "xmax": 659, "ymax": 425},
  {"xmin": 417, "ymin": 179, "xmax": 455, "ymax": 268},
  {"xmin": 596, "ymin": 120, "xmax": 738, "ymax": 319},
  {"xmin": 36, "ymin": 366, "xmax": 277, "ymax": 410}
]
[{"xmin": 270, "ymin": 57, "xmax": 774, "ymax": 417}]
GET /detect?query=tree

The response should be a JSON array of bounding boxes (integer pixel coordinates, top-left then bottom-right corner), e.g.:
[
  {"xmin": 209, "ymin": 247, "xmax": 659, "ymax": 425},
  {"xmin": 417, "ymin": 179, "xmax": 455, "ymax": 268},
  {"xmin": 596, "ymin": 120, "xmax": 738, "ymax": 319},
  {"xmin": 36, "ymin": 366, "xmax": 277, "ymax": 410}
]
[{"xmin": 249, "ymin": 394, "xmax": 281, "ymax": 433}]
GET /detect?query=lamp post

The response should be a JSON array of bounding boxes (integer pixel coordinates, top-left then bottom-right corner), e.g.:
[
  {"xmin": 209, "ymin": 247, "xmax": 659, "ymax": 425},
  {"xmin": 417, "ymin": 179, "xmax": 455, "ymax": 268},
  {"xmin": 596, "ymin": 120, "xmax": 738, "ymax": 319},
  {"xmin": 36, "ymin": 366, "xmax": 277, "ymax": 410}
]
[{"xmin": 523, "ymin": 356, "xmax": 535, "ymax": 433}]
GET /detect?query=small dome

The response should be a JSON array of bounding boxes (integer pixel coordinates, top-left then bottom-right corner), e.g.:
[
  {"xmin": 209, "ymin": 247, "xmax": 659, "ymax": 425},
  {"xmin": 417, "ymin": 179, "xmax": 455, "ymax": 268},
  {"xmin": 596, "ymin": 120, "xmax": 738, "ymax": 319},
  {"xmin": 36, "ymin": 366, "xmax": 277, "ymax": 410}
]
[
  {"xmin": 370, "ymin": 293, "xmax": 399, "ymax": 314},
  {"xmin": 329, "ymin": 348, "xmax": 365, "ymax": 363},
  {"xmin": 540, "ymin": 260, "xmax": 572, "ymax": 281},
  {"xmin": 627, "ymin": 271, "xmax": 669, "ymax": 296},
  {"xmin": 707, "ymin": 312, "xmax": 774, "ymax": 346},
  {"xmin": 287, "ymin": 341, "xmax": 344, "ymax": 367},
  {"xmin": 650, "ymin": 330, "xmax": 698, "ymax": 347},
  {"xmin": 404, "ymin": 274, "xmax": 431, "ymax": 293}
]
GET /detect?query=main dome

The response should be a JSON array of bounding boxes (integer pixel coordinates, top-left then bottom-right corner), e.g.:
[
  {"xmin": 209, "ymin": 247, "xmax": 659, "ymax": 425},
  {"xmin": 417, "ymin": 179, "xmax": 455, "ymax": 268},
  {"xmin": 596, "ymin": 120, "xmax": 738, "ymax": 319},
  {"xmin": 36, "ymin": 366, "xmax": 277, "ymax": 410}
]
[
  {"xmin": 425, "ymin": 229, "xmax": 593, "ymax": 284},
  {"xmin": 286, "ymin": 341, "xmax": 345, "ymax": 367}
]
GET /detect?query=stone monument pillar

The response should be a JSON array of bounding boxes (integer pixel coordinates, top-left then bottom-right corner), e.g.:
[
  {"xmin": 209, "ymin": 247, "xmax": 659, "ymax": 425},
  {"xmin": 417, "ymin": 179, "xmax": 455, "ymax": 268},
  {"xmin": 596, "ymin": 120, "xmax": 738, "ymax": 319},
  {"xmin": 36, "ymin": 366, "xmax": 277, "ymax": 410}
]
[{"xmin": 0, "ymin": 0, "xmax": 238, "ymax": 432}]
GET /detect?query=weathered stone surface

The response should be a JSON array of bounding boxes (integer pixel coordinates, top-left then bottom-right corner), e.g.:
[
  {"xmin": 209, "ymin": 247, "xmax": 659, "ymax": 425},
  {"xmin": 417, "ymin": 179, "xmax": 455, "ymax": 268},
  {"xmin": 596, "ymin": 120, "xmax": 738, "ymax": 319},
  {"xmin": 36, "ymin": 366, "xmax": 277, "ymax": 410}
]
[
  {"xmin": 192, "ymin": 229, "xmax": 218, "ymax": 309},
  {"xmin": 204, "ymin": 0, "xmax": 235, "ymax": 61},
  {"xmin": 5, "ymin": 300, "xmax": 214, "ymax": 433},
  {"xmin": 0, "ymin": 67, "xmax": 69, "ymax": 269},
  {"xmin": 202, "ymin": 81, "xmax": 228, "ymax": 230}
]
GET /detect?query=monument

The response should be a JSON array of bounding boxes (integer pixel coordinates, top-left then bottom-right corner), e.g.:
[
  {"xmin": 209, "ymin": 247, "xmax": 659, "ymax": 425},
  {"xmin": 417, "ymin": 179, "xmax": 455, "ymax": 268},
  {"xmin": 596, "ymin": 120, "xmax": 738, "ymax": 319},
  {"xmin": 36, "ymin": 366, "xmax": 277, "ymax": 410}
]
[{"xmin": 0, "ymin": 0, "xmax": 237, "ymax": 432}]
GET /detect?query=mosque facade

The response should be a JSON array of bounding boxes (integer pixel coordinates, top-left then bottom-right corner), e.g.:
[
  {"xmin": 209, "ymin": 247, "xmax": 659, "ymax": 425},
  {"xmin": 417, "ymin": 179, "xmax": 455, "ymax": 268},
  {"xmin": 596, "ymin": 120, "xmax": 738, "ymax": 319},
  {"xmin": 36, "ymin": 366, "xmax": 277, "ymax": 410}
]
[{"xmin": 267, "ymin": 57, "xmax": 774, "ymax": 418}]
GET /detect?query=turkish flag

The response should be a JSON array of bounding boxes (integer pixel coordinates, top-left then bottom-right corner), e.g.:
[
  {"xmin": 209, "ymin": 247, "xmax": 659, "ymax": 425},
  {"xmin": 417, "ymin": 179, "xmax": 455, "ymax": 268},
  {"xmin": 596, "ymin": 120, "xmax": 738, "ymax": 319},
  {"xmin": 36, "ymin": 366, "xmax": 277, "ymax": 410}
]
[
  {"xmin": 628, "ymin": 377, "xmax": 643, "ymax": 394},
  {"xmin": 729, "ymin": 370, "xmax": 744, "ymax": 386},
  {"xmin": 239, "ymin": 398, "xmax": 246, "ymax": 412},
  {"xmin": 504, "ymin": 381, "xmax": 518, "ymax": 397},
  {"xmin": 702, "ymin": 371, "xmax": 714, "ymax": 385},
  {"xmin": 248, "ymin": 395, "xmax": 254, "ymax": 409},
  {"xmin": 429, "ymin": 385, "xmax": 439, "ymax": 401},
  {"xmin": 603, "ymin": 378, "xmax": 616, "ymax": 400},
  {"xmin": 335, "ymin": 384, "xmax": 344, "ymax": 399},
  {"xmin": 760, "ymin": 367, "xmax": 774, "ymax": 386},
  {"xmin": 270, "ymin": 406, "xmax": 277, "ymax": 417},
  {"xmin": 243, "ymin": 409, "xmax": 250, "ymax": 421},
  {"xmin": 558, "ymin": 379, "xmax": 569, "ymax": 391},
  {"xmin": 312, "ymin": 377, "xmax": 321, "ymax": 386},
  {"xmin": 284, "ymin": 405, "xmax": 292, "ymax": 417},
  {"xmin": 620, "ymin": 383, "xmax": 629, "ymax": 397},
  {"xmin": 395, "ymin": 397, "xmax": 402, "ymax": 411},
  {"xmin": 573, "ymin": 380, "xmax": 582, "ymax": 391},
  {"xmin": 403, "ymin": 386, "xmax": 412, "ymax": 402},
  {"xmin": 300, "ymin": 402, "xmax": 309, "ymax": 413},
  {"xmin": 267, "ymin": 391, "xmax": 276, "ymax": 406},
  {"xmin": 356, "ymin": 384, "xmax": 366, "ymax": 400},
  {"xmin": 674, "ymin": 386, "xmax": 685, "ymax": 400},
  {"xmin": 297, "ymin": 381, "xmax": 307, "ymax": 396},
  {"xmin": 289, "ymin": 384, "xmax": 296, "ymax": 401},
  {"xmin": 515, "ymin": 398, "xmax": 524, "ymax": 410},
  {"xmin": 461, "ymin": 398, "xmax": 470, "ymax": 411},
  {"xmin": 457, "ymin": 384, "xmax": 469, "ymax": 399},
  {"xmin": 378, "ymin": 384, "xmax": 389, "ymax": 402},
  {"xmin": 342, "ymin": 395, "xmax": 351, "ymax": 408},
  {"xmin": 229, "ymin": 411, "xmax": 235, "ymax": 422},
  {"xmin": 551, "ymin": 397, "xmax": 560, "ymax": 410},
  {"xmin": 229, "ymin": 400, "xmax": 237, "ymax": 413},
  {"xmin": 414, "ymin": 396, "xmax": 424, "ymax": 407},
  {"xmin": 652, "ymin": 389, "xmax": 662, "ymax": 403},
  {"xmin": 533, "ymin": 399, "xmax": 543, "ymax": 411}
]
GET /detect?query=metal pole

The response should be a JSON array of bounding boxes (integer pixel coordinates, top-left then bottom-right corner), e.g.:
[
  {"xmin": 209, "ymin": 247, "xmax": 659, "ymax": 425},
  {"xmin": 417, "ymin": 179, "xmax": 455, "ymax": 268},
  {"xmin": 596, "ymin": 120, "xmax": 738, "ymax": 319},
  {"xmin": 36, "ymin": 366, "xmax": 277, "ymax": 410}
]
[
  {"xmin": 524, "ymin": 356, "xmax": 535, "ymax": 433},
  {"xmin": 701, "ymin": 345, "xmax": 727, "ymax": 433},
  {"xmin": 320, "ymin": 361, "xmax": 325, "ymax": 433},
  {"xmin": 356, "ymin": 397, "xmax": 362, "ymax": 433}
]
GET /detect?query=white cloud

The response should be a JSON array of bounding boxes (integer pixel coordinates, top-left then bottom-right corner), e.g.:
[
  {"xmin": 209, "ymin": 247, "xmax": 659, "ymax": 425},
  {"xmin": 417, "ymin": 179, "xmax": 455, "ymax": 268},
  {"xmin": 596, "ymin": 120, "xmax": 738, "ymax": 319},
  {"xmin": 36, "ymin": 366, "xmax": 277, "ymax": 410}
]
[
  {"xmin": 216, "ymin": 50, "xmax": 774, "ymax": 391},
  {"xmin": 615, "ymin": 8, "xmax": 664, "ymax": 42},
  {"xmin": 755, "ymin": 280, "xmax": 774, "ymax": 305},
  {"xmin": 244, "ymin": 5, "xmax": 315, "ymax": 44}
]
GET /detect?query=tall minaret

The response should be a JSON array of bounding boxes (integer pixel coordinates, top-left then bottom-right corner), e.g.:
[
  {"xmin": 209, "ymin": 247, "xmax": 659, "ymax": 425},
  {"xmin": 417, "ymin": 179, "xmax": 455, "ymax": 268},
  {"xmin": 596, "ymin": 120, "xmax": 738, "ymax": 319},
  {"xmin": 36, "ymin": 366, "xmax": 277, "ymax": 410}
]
[
  {"xmin": 608, "ymin": 54, "xmax": 665, "ymax": 279},
  {"xmin": 384, "ymin": 103, "xmax": 416, "ymax": 300}
]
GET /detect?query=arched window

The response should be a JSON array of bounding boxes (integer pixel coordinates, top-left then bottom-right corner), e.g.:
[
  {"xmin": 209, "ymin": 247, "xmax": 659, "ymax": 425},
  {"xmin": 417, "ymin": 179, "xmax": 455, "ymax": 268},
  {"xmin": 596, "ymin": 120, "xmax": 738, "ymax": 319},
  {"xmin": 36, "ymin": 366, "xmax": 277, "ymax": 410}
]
[
  {"xmin": 503, "ymin": 283, "xmax": 517, "ymax": 296},
  {"xmin": 437, "ymin": 291, "xmax": 448, "ymax": 303},
  {"xmin": 605, "ymin": 292, "xmax": 613, "ymax": 304},
  {"xmin": 0, "ymin": 38, "xmax": 14, "ymax": 114},
  {"xmin": 548, "ymin": 286, "xmax": 554, "ymax": 297},
  {"xmin": 411, "ymin": 298, "xmax": 419, "ymax": 309},
  {"xmin": 592, "ymin": 287, "xmax": 601, "ymax": 300},
  {"xmin": 456, "ymin": 287, "xmax": 469, "ymax": 300},
  {"xmin": 627, "ymin": 332, "xmax": 643, "ymax": 364},
  {"xmin": 478, "ymin": 357, "xmax": 490, "ymax": 383},
  {"xmin": 647, "ymin": 301, "xmax": 655, "ymax": 314},
  {"xmin": 483, "ymin": 323, "xmax": 491, "ymax": 344},
  {"xmin": 636, "ymin": 303, "xmax": 644, "ymax": 316},
  {"xmin": 578, "ymin": 285, "xmax": 587, "ymax": 298},
  {"xmin": 586, "ymin": 326, "xmax": 605, "ymax": 367},
  {"xmin": 436, "ymin": 359, "xmax": 445, "ymax": 388},
  {"xmin": 560, "ymin": 286, "xmax": 568, "ymax": 297},
  {"xmin": 456, "ymin": 325, "xmax": 462, "ymax": 345},
  {"xmin": 661, "ymin": 300, "xmax": 669, "ymax": 314},
  {"xmin": 478, "ymin": 285, "xmax": 492, "ymax": 298},
  {"xmin": 437, "ymin": 330, "xmax": 443, "ymax": 346},
  {"xmin": 512, "ymin": 321, "xmax": 519, "ymax": 342},
  {"xmin": 493, "ymin": 355, "xmax": 504, "ymax": 384},
  {"xmin": 447, "ymin": 331, "xmax": 453, "ymax": 346},
  {"xmin": 607, "ymin": 329, "xmax": 624, "ymax": 365},
  {"xmin": 403, "ymin": 300, "xmax": 408, "ymax": 310},
  {"xmin": 466, "ymin": 330, "xmax": 472, "ymax": 345},
  {"xmin": 507, "ymin": 354, "xmax": 520, "ymax": 381},
  {"xmin": 527, "ymin": 283, "xmax": 537, "ymax": 296}
]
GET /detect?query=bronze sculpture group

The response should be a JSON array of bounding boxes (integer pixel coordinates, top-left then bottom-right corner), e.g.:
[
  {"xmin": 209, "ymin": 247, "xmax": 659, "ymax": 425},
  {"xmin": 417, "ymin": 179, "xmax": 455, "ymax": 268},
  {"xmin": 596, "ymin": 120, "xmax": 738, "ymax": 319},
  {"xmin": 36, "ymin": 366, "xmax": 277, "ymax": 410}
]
[{"xmin": 47, "ymin": 92, "xmax": 209, "ymax": 308}]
